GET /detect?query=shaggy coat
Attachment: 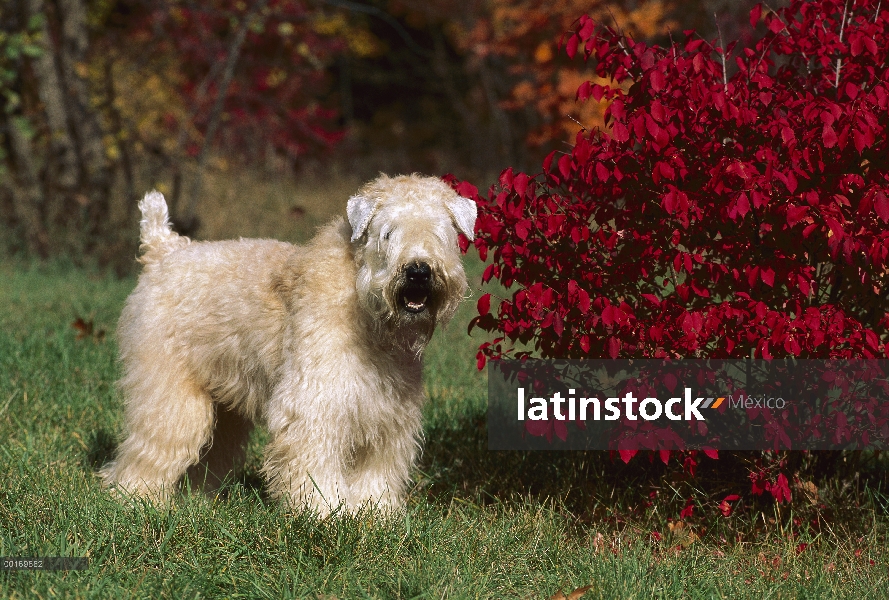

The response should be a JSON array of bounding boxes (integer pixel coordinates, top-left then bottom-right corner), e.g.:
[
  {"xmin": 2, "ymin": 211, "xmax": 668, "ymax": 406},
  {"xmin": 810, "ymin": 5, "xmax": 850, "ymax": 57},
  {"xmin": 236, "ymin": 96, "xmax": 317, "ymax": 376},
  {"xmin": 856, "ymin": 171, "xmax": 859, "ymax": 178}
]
[{"xmin": 100, "ymin": 174, "xmax": 476, "ymax": 514}]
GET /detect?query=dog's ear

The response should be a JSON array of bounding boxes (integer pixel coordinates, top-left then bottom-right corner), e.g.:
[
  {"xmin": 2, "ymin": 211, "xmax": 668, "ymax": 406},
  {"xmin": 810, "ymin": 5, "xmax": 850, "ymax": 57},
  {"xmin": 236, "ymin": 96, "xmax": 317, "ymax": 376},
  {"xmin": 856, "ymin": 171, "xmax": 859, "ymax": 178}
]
[
  {"xmin": 445, "ymin": 195, "xmax": 478, "ymax": 241},
  {"xmin": 347, "ymin": 194, "xmax": 378, "ymax": 242}
]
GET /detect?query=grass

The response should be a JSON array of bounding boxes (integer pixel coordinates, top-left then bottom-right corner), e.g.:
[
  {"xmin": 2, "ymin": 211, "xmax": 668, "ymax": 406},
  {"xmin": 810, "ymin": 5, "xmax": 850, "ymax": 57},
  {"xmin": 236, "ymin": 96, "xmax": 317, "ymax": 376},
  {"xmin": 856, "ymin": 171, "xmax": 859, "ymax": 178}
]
[{"xmin": 1, "ymin": 252, "xmax": 887, "ymax": 598}]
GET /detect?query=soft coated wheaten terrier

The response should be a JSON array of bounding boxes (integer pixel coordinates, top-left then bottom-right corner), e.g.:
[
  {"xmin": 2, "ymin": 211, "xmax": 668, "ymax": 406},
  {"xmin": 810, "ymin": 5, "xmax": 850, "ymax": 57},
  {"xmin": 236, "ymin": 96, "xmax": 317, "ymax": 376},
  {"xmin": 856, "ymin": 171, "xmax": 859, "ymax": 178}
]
[{"xmin": 100, "ymin": 174, "xmax": 476, "ymax": 515}]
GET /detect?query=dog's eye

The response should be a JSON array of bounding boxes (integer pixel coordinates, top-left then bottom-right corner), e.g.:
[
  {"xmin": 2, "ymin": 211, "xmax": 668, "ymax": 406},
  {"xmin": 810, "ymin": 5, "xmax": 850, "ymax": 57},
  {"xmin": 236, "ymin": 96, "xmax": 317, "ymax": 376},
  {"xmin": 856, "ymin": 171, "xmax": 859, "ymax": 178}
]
[{"xmin": 383, "ymin": 230, "xmax": 391, "ymax": 241}]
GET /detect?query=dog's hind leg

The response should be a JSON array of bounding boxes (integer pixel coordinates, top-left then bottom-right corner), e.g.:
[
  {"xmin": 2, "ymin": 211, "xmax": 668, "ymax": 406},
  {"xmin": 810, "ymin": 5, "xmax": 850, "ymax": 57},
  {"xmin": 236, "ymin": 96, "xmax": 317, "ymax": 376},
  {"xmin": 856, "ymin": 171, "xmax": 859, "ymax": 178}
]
[
  {"xmin": 100, "ymin": 370, "xmax": 214, "ymax": 503},
  {"xmin": 186, "ymin": 404, "xmax": 254, "ymax": 495}
]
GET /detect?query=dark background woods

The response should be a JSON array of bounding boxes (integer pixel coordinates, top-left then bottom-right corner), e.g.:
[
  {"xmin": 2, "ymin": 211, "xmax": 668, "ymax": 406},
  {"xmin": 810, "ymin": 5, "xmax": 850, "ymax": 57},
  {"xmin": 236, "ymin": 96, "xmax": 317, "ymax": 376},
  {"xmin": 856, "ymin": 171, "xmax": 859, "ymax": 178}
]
[{"xmin": 0, "ymin": 0, "xmax": 762, "ymax": 270}]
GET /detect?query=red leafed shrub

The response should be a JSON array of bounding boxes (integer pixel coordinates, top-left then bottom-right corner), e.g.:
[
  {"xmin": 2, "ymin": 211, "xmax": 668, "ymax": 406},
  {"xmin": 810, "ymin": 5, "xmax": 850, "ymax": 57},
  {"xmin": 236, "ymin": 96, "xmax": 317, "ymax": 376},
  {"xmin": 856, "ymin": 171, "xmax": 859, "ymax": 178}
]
[{"xmin": 458, "ymin": 0, "xmax": 889, "ymax": 504}]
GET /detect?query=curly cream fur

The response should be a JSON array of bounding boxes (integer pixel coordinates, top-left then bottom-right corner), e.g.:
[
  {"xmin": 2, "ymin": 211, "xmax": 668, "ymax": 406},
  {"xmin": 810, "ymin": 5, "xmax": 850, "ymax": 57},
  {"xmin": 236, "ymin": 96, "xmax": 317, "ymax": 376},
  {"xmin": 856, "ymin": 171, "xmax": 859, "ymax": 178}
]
[{"xmin": 100, "ymin": 174, "xmax": 476, "ymax": 515}]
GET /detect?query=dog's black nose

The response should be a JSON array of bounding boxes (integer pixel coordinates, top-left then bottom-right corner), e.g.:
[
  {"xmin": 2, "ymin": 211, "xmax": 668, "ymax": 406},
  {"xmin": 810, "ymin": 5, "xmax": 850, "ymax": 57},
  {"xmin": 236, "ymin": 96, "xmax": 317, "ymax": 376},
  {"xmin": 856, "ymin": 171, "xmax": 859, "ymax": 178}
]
[{"xmin": 406, "ymin": 262, "xmax": 431, "ymax": 285}]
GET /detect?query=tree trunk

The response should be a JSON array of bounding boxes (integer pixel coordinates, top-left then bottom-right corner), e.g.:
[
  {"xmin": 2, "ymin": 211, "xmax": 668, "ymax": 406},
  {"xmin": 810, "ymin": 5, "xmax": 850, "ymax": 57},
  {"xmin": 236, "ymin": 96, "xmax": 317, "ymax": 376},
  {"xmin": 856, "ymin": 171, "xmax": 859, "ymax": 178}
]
[
  {"xmin": 55, "ymin": 0, "xmax": 112, "ymax": 247},
  {"xmin": 2, "ymin": 0, "xmax": 116, "ymax": 261},
  {"xmin": 6, "ymin": 117, "xmax": 50, "ymax": 257},
  {"xmin": 26, "ymin": 0, "xmax": 79, "ymax": 192}
]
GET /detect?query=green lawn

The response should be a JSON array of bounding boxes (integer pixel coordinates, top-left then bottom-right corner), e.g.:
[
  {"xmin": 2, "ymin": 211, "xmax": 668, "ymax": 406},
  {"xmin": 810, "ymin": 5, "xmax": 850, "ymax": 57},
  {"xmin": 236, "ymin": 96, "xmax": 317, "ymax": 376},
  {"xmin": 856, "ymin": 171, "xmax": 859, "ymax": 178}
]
[{"xmin": 1, "ymin": 258, "xmax": 887, "ymax": 598}]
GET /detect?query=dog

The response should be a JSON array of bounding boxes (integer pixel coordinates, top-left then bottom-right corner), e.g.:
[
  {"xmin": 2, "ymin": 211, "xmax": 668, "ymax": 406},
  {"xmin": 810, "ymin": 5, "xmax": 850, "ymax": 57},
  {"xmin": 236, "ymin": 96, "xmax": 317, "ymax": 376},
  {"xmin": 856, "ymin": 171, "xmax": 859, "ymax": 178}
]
[{"xmin": 100, "ymin": 174, "xmax": 477, "ymax": 515}]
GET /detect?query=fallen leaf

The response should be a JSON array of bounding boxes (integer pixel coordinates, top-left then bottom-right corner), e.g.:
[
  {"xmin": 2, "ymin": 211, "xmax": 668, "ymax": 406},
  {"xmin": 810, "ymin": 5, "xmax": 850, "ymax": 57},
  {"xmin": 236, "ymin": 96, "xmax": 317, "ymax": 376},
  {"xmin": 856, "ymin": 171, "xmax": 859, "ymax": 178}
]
[
  {"xmin": 793, "ymin": 479, "xmax": 819, "ymax": 504},
  {"xmin": 566, "ymin": 585, "xmax": 594, "ymax": 600},
  {"xmin": 71, "ymin": 317, "xmax": 105, "ymax": 342},
  {"xmin": 71, "ymin": 318, "xmax": 93, "ymax": 340},
  {"xmin": 549, "ymin": 584, "xmax": 594, "ymax": 600}
]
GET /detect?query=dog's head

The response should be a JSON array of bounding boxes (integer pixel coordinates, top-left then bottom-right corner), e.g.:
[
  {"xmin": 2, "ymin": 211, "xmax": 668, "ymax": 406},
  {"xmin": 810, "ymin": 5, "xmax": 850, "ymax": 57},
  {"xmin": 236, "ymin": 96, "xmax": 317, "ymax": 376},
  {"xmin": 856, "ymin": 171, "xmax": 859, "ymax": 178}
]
[{"xmin": 348, "ymin": 174, "xmax": 476, "ymax": 350}]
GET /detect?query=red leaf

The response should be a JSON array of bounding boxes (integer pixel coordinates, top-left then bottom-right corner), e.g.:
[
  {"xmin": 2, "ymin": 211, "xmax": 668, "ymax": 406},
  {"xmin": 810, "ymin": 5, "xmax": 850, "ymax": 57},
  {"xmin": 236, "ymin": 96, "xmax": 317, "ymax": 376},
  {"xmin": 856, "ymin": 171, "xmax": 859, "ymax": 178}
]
[
  {"xmin": 650, "ymin": 70, "xmax": 665, "ymax": 92},
  {"xmin": 719, "ymin": 494, "xmax": 740, "ymax": 517},
  {"xmin": 558, "ymin": 155, "xmax": 572, "ymax": 179},
  {"xmin": 513, "ymin": 173, "xmax": 529, "ymax": 198},
  {"xmin": 611, "ymin": 121, "xmax": 630, "ymax": 142},
  {"xmin": 854, "ymin": 127, "xmax": 875, "ymax": 152},
  {"xmin": 619, "ymin": 448, "xmax": 637, "ymax": 464},
  {"xmin": 782, "ymin": 171, "xmax": 797, "ymax": 194},
  {"xmin": 767, "ymin": 15, "xmax": 785, "ymax": 33},
  {"xmin": 552, "ymin": 312, "xmax": 564, "ymax": 337},
  {"xmin": 576, "ymin": 288, "xmax": 590, "ymax": 314},
  {"xmin": 642, "ymin": 293, "xmax": 661, "ymax": 306},
  {"xmin": 578, "ymin": 16, "xmax": 595, "ymax": 40},
  {"xmin": 525, "ymin": 419, "xmax": 551, "ymax": 438},
  {"xmin": 771, "ymin": 473, "xmax": 791, "ymax": 503},
  {"xmin": 650, "ymin": 100, "xmax": 666, "ymax": 123},
  {"xmin": 515, "ymin": 219, "xmax": 531, "ymax": 241},
  {"xmin": 685, "ymin": 38, "xmax": 705, "ymax": 53},
  {"xmin": 477, "ymin": 293, "xmax": 491, "ymax": 316},
  {"xmin": 645, "ymin": 114, "xmax": 661, "ymax": 139},
  {"xmin": 590, "ymin": 83, "xmax": 606, "ymax": 102},
  {"xmin": 760, "ymin": 267, "xmax": 775, "ymax": 287},
  {"xmin": 750, "ymin": 3, "xmax": 762, "ymax": 27},
  {"xmin": 453, "ymin": 180, "xmax": 477, "ymax": 201},
  {"xmin": 823, "ymin": 125, "xmax": 838, "ymax": 148},
  {"xmin": 781, "ymin": 126, "xmax": 795, "ymax": 145},
  {"xmin": 733, "ymin": 193, "xmax": 750, "ymax": 219},
  {"xmin": 596, "ymin": 162, "xmax": 610, "ymax": 182},
  {"xmin": 566, "ymin": 34, "xmax": 579, "ymax": 59},
  {"xmin": 786, "ymin": 204, "xmax": 808, "ymax": 227},
  {"xmin": 825, "ymin": 216, "xmax": 845, "ymax": 239},
  {"xmin": 797, "ymin": 276, "xmax": 811, "ymax": 296},
  {"xmin": 874, "ymin": 191, "xmax": 889, "ymax": 223}
]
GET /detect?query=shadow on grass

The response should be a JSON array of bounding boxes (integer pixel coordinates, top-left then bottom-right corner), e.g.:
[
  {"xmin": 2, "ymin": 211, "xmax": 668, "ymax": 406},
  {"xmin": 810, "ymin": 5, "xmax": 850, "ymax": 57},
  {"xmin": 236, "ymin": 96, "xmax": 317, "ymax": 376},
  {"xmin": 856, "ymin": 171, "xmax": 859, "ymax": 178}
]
[
  {"xmin": 418, "ymin": 408, "xmax": 889, "ymax": 532},
  {"xmin": 87, "ymin": 427, "xmax": 269, "ymax": 502},
  {"xmin": 86, "ymin": 400, "xmax": 888, "ymax": 533},
  {"xmin": 86, "ymin": 429, "xmax": 118, "ymax": 470}
]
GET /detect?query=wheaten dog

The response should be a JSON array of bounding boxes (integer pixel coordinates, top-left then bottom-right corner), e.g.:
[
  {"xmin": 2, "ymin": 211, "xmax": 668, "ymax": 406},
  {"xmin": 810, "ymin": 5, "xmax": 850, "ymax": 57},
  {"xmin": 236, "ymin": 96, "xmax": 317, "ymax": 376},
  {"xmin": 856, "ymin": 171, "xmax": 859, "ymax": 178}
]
[{"xmin": 100, "ymin": 174, "xmax": 476, "ymax": 515}]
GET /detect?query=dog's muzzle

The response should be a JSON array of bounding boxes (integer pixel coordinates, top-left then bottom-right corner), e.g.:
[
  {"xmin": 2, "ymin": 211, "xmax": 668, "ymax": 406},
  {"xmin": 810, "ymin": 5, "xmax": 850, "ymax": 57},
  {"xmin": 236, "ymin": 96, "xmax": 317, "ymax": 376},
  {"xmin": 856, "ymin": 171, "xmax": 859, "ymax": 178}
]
[{"xmin": 400, "ymin": 262, "xmax": 433, "ymax": 313}]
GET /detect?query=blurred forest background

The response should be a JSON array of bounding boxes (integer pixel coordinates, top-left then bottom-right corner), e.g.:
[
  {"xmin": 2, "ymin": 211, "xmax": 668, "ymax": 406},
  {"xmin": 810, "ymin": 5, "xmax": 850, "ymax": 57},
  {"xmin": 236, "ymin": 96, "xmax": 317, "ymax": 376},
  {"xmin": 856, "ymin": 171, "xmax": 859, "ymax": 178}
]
[{"xmin": 0, "ymin": 0, "xmax": 764, "ymax": 271}]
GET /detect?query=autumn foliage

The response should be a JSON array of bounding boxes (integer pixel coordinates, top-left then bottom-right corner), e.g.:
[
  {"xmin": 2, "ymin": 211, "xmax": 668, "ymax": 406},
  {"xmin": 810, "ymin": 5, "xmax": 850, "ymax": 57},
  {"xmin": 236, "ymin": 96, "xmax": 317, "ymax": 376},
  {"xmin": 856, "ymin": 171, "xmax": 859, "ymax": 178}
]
[
  {"xmin": 445, "ymin": 0, "xmax": 676, "ymax": 147},
  {"xmin": 458, "ymin": 0, "xmax": 889, "ymax": 503},
  {"xmin": 138, "ymin": 0, "xmax": 345, "ymax": 159}
]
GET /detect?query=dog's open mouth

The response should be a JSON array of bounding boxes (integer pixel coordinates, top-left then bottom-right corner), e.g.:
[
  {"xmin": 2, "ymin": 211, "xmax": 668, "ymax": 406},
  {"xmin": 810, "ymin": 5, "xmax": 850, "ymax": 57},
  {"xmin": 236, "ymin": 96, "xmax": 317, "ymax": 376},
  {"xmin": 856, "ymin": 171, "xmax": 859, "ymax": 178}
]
[{"xmin": 400, "ymin": 288, "xmax": 428, "ymax": 313}]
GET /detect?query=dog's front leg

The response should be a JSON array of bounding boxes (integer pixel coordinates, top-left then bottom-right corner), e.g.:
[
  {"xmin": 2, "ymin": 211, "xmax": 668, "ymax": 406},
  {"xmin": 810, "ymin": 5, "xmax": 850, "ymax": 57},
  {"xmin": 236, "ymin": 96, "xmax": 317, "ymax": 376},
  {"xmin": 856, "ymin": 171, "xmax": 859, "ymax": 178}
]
[
  {"xmin": 262, "ymin": 384, "xmax": 351, "ymax": 516},
  {"xmin": 346, "ymin": 426, "xmax": 420, "ymax": 513}
]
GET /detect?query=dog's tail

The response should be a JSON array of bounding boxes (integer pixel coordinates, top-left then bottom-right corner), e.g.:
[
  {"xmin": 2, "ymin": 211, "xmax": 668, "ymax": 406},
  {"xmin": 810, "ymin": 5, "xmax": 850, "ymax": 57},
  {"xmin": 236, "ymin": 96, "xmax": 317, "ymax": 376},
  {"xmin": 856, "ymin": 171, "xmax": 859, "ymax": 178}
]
[{"xmin": 137, "ymin": 191, "xmax": 188, "ymax": 264}]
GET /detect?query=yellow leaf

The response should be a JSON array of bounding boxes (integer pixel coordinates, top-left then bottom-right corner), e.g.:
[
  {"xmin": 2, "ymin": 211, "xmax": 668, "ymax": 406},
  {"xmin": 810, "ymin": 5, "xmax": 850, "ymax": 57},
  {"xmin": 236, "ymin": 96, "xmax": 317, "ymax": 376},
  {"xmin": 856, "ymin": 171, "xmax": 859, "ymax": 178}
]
[{"xmin": 534, "ymin": 42, "xmax": 554, "ymax": 63}]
